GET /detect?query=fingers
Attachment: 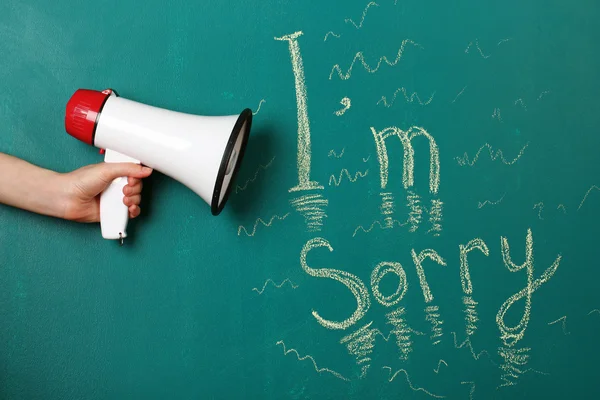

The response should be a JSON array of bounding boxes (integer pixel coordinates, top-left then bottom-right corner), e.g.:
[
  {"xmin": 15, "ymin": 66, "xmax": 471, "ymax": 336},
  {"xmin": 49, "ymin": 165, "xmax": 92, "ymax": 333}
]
[
  {"xmin": 123, "ymin": 179, "xmax": 143, "ymax": 196},
  {"xmin": 123, "ymin": 194, "xmax": 141, "ymax": 207},
  {"xmin": 99, "ymin": 163, "xmax": 153, "ymax": 182},
  {"xmin": 129, "ymin": 205, "xmax": 141, "ymax": 218}
]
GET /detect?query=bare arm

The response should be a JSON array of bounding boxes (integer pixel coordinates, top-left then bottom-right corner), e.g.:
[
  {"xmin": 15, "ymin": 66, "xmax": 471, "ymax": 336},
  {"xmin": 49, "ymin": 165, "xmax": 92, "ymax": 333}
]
[{"xmin": 0, "ymin": 152, "xmax": 152, "ymax": 222}]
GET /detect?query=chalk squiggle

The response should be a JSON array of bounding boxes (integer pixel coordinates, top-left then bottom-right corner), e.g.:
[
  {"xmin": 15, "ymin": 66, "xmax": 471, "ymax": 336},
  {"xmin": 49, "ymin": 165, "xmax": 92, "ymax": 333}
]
[
  {"xmin": 465, "ymin": 39, "xmax": 490, "ymax": 59},
  {"xmin": 450, "ymin": 332, "xmax": 497, "ymax": 365},
  {"xmin": 478, "ymin": 193, "xmax": 505, "ymax": 209},
  {"xmin": 324, "ymin": 31, "xmax": 341, "ymax": 41},
  {"xmin": 452, "ymin": 86, "xmax": 467, "ymax": 103},
  {"xmin": 328, "ymin": 148, "xmax": 345, "ymax": 158},
  {"xmin": 557, "ymin": 204, "xmax": 567, "ymax": 214},
  {"xmin": 329, "ymin": 168, "xmax": 369, "ymax": 186},
  {"xmin": 352, "ymin": 219, "xmax": 407, "ymax": 237},
  {"xmin": 252, "ymin": 278, "xmax": 298, "ymax": 294},
  {"xmin": 578, "ymin": 185, "xmax": 600, "ymax": 210},
  {"xmin": 238, "ymin": 213, "xmax": 290, "ymax": 236},
  {"xmin": 345, "ymin": 2, "xmax": 379, "ymax": 29},
  {"xmin": 362, "ymin": 155, "xmax": 371, "ymax": 162},
  {"xmin": 514, "ymin": 98, "xmax": 527, "ymax": 110},
  {"xmin": 538, "ymin": 90, "xmax": 551, "ymax": 101},
  {"xmin": 533, "ymin": 202, "xmax": 544, "ymax": 220},
  {"xmin": 253, "ymin": 99, "xmax": 266, "ymax": 116},
  {"xmin": 335, "ymin": 97, "xmax": 351, "ymax": 116},
  {"xmin": 329, "ymin": 39, "xmax": 422, "ymax": 80},
  {"xmin": 382, "ymin": 366, "xmax": 445, "ymax": 398},
  {"xmin": 547, "ymin": 316, "xmax": 570, "ymax": 335},
  {"xmin": 377, "ymin": 87, "xmax": 435, "ymax": 107},
  {"xmin": 235, "ymin": 157, "xmax": 276, "ymax": 193},
  {"xmin": 498, "ymin": 38, "xmax": 512, "ymax": 46},
  {"xmin": 276, "ymin": 340, "xmax": 349, "ymax": 381},
  {"xmin": 461, "ymin": 382, "xmax": 475, "ymax": 400},
  {"xmin": 433, "ymin": 359, "xmax": 448, "ymax": 374},
  {"xmin": 456, "ymin": 142, "xmax": 529, "ymax": 167}
]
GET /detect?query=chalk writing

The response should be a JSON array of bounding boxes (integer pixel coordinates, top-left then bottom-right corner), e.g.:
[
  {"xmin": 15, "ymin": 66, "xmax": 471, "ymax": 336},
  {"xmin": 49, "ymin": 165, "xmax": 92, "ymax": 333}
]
[
  {"xmin": 578, "ymin": 185, "xmax": 600, "ymax": 210},
  {"xmin": 329, "ymin": 168, "xmax": 369, "ymax": 186},
  {"xmin": 329, "ymin": 39, "xmax": 421, "ymax": 80},
  {"xmin": 300, "ymin": 238, "xmax": 370, "ymax": 330},
  {"xmin": 548, "ymin": 316, "xmax": 570, "ymax": 335},
  {"xmin": 252, "ymin": 278, "xmax": 298, "ymax": 295},
  {"xmin": 377, "ymin": 87, "xmax": 435, "ymax": 107},
  {"xmin": 345, "ymin": 2, "xmax": 379, "ymax": 29},
  {"xmin": 433, "ymin": 360, "xmax": 448, "ymax": 374},
  {"xmin": 238, "ymin": 213, "xmax": 290, "ymax": 237},
  {"xmin": 334, "ymin": 97, "xmax": 351, "ymax": 116},
  {"xmin": 276, "ymin": 340, "xmax": 349, "ymax": 381},
  {"xmin": 328, "ymin": 148, "xmax": 345, "ymax": 158},
  {"xmin": 386, "ymin": 307, "xmax": 414, "ymax": 360},
  {"xmin": 459, "ymin": 239, "xmax": 490, "ymax": 336},
  {"xmin": 452, "ymin": 86, "xmax": 467, "ymax": 103},
  {"xmin": 252, "ymin": 99, "xmax": 266, "ymax": 116},
  {"xmin": 456, "ymin": 142, "xmax": 529, "ymax": 166},
  {"xmin": 465, "ymin": 39, "xmax": 491, "ymax": 59},
  {"xmin": 382, "ymin": 366, "xmax": 445, "ymax": 398},
  {"xmin": 324, "ymin": 31, "xmax": 341, "ymax": 41},
  {"xmin": 290, "ymin": 193, "xmax": 328, "ymax": 232},
  {"xmin": 412, "ymin": 249, "xmax": 446, "ymax": 344},
  {"xmin": 340, "ymin": 321, "xmax": 377, "ymax": 378},
  {"xmin": 235, "ymin": 156, "xmax": 275, "ymax": 193},
  {"xmin": 478, "ymin": 193, "xmax": 506, "ymax": 209},
  {"xmin": 496, "ymin": 228, "xmax": 562, "ymax": 386}
]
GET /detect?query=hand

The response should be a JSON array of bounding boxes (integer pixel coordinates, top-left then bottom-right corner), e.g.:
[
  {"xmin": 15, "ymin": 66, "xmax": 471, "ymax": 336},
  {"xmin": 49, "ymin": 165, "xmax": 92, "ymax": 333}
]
[{"xmin": 62, "ymin": 163, "xmax": 153, "ymax": 223}]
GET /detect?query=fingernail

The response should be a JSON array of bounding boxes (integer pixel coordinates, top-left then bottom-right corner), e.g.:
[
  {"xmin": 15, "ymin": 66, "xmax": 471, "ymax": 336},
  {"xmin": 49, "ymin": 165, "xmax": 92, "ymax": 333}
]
[{"xmin": 142, "ymin": 167, "xmax": 153, "ymax": 173}]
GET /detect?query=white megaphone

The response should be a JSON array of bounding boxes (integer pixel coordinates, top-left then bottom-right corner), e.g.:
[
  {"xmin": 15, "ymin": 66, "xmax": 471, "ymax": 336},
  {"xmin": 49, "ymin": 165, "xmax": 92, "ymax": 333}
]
[{"xmin": 65, "ymin": 88, "xmax": 252, "ymax": 244}]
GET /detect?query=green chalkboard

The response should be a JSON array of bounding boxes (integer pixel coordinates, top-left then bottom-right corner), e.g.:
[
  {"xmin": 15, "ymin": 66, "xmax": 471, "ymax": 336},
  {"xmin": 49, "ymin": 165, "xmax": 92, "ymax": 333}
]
[{"xmin": 1, "ymin": 0, "xmax": 600, "ymax": 398}]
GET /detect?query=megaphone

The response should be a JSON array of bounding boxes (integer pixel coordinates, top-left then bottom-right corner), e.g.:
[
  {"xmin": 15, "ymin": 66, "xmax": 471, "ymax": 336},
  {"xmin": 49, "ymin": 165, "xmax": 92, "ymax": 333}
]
[{"xmin": 65, "ymin": 88, "xmax": 252, "ymax": 244}]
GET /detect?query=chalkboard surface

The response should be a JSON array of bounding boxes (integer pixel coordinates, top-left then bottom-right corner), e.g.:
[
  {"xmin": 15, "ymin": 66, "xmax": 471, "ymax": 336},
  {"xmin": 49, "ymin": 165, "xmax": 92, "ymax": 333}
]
[{"xmin": 1, "ymin": 1, "xmax": 599, "ymax": 399}]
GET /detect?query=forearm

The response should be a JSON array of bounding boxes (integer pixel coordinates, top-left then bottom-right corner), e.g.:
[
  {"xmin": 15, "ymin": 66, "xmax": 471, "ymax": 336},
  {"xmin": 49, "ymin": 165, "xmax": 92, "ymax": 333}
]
[{"xmin": 0, "ymin": 153, "xmax": 68, "ymax": 219}]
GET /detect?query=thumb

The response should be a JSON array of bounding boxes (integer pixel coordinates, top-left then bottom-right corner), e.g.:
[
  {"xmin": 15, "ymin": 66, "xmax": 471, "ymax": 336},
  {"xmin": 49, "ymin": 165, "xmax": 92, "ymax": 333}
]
[{"xmin": 97, "ymin": 163, "xmax": 153, "ymax": 182}]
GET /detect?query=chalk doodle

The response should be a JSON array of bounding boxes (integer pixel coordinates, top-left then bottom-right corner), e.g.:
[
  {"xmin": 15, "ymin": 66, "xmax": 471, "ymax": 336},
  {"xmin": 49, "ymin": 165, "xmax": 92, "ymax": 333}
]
[
  {"xmin": 235, "ymin": 156, "xmax": 276, "ymax": 193},
  {"xmin": 456, "ymin": 142, "xmax": 529, "ymax": 166},
  {"xmin": 497, "ymin": 38, "xmax": 513, "ymax": 46},
  {"xmin": 328, "ymin": 148, "xmax": 345, "ymax": 158},
  {"xmin": 252, "ymin": 278, "xmax": 298, "ymax": 295},
  {"xmin": 459, "ymin": 239, "xmax": 490, "ymax": 336},
  {"xmin": 547, "ymin": 316, "xmax": 570, "ymax": 335},
  {"xmin": 377, "ymin": 87, "xmax": 435, "ymax": 107},
  {"xmin": 452, "ymin": 86, "xmax": 467, "ymax": 103},
  {"xmin": 433, "ymin": 360, "xmax": 448, "ymax": 374},
  {"xmin": 538, "ymin": 90, "xmax": 551, "ymax": 101},
  {"xmin": 533, "ymin": 202, "xmax": 544, "ymax": 220},
  {"xmin": 362, "ymin": 155, "xmax": 371, "ymax": 162},
  {"xmin": 300, "ymin": 238, "xmax": 371, "ymax": 330},
  {"xmin": 465, "ymin": 39, "xmax": 491, "ymax": 59},
  {"xmin": 514, "ymin": 98, "xmax": 527, "ymax": 110},
  {"xmin": 352, "ymin": 219, "xmax": 407, "ymax": 237},
  {"xmin": 252, "ymin": 99, "xmax": 266, "ymax": 116},
  {"xmin": 450, "ymin": 332, "xmax": 497, "ymax": 365},
  {"xmin": 578, "ymin": 185, "xmax": 600, "ymax": 211},
  {"xmin": 341, "ymin": 321, "xmax": 378, "ymax": 378},
  {"xmin": 334, "ymin": 97, "xmax": 351, "ymax": 116},
  {"xmin": 557, "ymin": 204, "xmax": 567, "ymax": 214},
  {"xmin": 496, "ymin": 228, "xmax": 562, "ymax": 387},
  {"xmin": 588, "ymin": 309, "xmax": 600, "ymax": 316},
  {"xmin": 461, "ymin": 382, "xmax": 476, "ymax": 400},
  {"xmin": 492, "ymin": 108, "xmax": 503, "ymax": 122},
  {"xmin": 329, "ymin": 39, "xmax": 422, "ymax": 80},
  {"xmin": 345, "ymin": 2, "xmax": 379, "ymax": 29},
  {"xmin": 478, "ymin": 193, "xmax": 506, "ymax": 209},
  {"xmin": 276, "ymin": 340, "xmax": 349, "ymax": 381},
  {"xmin": 238, "ymin": 213, "xmax": 290, "ymax": 237},
  {"xmin": 382, "ymin": 366, "xmax": 445, "ymax": 398},
  {"xmin": 324, "ymin": 31, "xmax": 341, "ymax": 41},
  {"xmin": 329, "ymin": 168, "xmax": 369, "ymax": 186}
]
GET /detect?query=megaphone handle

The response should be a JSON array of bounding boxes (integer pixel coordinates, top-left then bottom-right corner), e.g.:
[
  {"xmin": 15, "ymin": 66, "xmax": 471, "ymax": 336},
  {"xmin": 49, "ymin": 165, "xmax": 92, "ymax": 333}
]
[{"xmin": 100, "ymin": 149, "xmax": 140, "ymax": 244}]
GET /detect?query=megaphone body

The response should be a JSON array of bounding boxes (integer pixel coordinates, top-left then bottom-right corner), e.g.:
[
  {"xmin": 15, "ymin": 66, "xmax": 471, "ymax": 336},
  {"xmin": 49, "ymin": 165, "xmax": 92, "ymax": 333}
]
[{"xmin": 65, "ymin": 89, "xmax": 252, "ymax": 243}]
